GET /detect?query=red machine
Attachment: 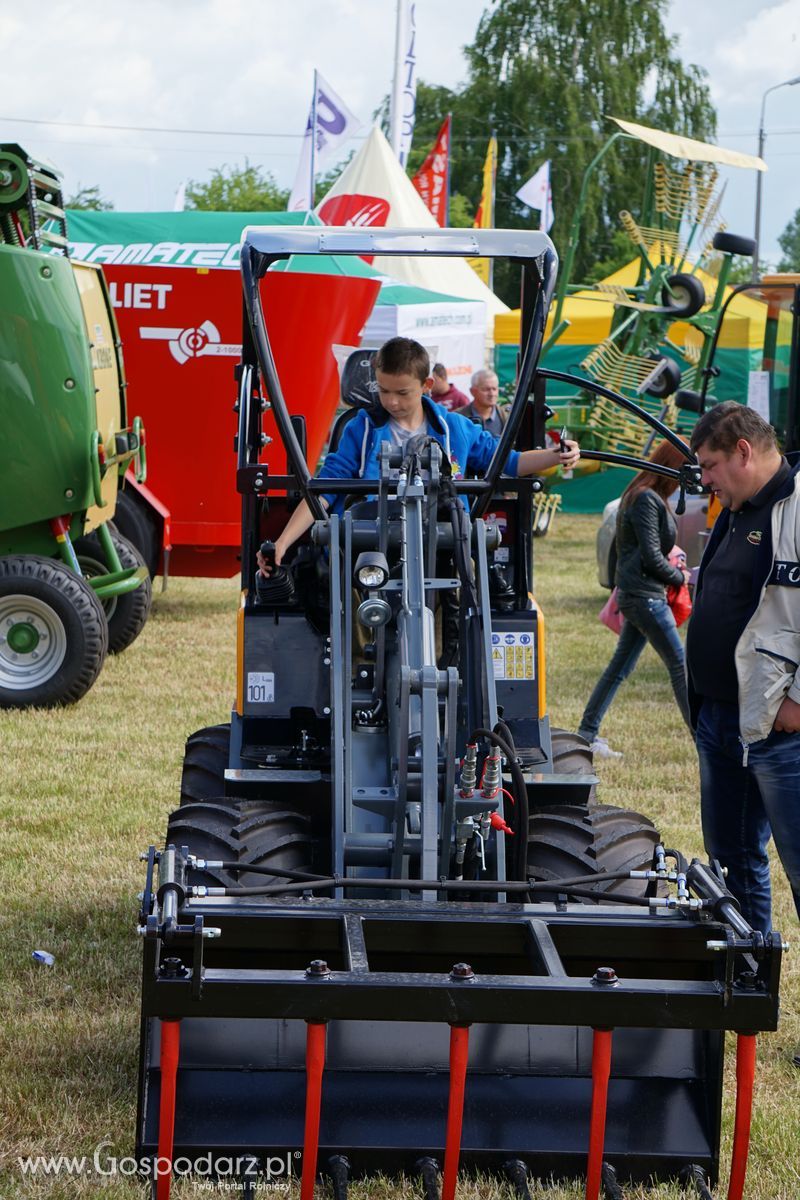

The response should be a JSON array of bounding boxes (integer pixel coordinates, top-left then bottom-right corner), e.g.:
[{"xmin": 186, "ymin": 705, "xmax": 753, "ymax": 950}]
[{"xmin": 100, "ymin": 257, "xmax": 378, "ymax": 577}]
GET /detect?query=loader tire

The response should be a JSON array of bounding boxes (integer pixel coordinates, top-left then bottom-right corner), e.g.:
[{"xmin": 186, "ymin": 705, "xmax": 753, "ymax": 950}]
[
  {"xmin": 180, "ymin": 723, "xmax": 231, "ymax": 804},
  {"xmin": 166, "ymin": 799, "xmax": 315, "ymax": 891},
  {"xmin": 72, "ymin": 528, "xmax": 152, "ymax": 653},
  {"xmin": 0, "ymin": 556, "xmax": 107, "ymax": 708},
  {"xmin": 550, "ymin": 727, "xmax": 594, "ymax": 774},
  {"xmin": 527, "ymin": 803, "xmax": 661, "ymax": 900}
]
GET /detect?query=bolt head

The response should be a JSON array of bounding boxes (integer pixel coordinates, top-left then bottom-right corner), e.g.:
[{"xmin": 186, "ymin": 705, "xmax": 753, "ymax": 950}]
[
  {"xmin": 450, "ymin": 962, "xmax": 474, "ymax": 980},
  {"xmin": 306, "ymin": 959, "xmax": 330, "ymax": 977},
  {"xmin": 592, "ymin": 965, "xmax": 618, "ymax": 985}
]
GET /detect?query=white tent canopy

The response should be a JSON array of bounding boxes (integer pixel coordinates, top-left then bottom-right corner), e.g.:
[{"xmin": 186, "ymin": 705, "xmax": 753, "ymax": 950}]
[{"xmin": 317, "ymin": 126, "xmax": 509, "ymax": 320}]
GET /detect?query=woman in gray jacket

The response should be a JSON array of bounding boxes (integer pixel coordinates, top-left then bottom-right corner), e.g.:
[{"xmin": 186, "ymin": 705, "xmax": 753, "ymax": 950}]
[{"xmin": 578, "ymin": 439, "xmax": 692, "ymax": 758}]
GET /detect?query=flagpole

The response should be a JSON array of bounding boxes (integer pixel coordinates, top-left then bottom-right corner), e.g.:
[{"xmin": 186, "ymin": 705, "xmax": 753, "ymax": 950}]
[
  {"xmin": 309, "ymin": 69, "xmax": 318, "ymax": 208},
  {"xmin": 389, "ymin": 0, "xmax": 404, "ymax": 157},
  {"xmin": 488, "ymin": 131, "xmax": 496, "ymax": 293},
  {"xmin": 444, "ymin": 112, "xmax": 452, "ymax": 226}
]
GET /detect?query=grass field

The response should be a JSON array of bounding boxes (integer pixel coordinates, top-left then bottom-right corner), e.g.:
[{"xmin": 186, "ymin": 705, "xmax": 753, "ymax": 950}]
[{"xmin": 1, "ymin": 514, "xmax": 797, "ymax": 1199}]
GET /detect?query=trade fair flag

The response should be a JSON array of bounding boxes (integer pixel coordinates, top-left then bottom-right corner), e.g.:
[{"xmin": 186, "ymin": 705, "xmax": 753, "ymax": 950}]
[
  {"xmin": 411, "ymin": 115, "xmax": 451, "ymax": 226},
  {"xmin": 390, "ymin": 0, "xmax": 418, "ymax": 167},
  {"xmin": 288, "ymin": 71, "xmax": 363, "ymax": 212},
  {"xmin": 516, "ymin": 160, "xmax": 554, "ymax": 232},
  {"xmin": 468, "ymin": 135, "xmax": 497, "ymax": 284}
]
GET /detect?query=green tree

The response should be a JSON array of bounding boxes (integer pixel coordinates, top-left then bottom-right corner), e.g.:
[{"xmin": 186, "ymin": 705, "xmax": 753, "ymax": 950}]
[
  {"xmin": 186, "ymin": 160, "xmax": 288, "ymax": 211},
  {"xmin": 410, "ymin": 0, "xmax": 716, "ymax": 304},
  {"xmin": 777, "ymin": 209, "xmax": 800, "ymax": 272},
  {"xmin": 65, "ymin": 184, "xmax": 113, "ymax": 211}
]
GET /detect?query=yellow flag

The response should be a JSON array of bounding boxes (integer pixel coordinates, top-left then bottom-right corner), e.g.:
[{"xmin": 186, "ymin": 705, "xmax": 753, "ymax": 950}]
[{"xmin": 468, "ymin": 136, "xmax": 497, "ymax": 284}]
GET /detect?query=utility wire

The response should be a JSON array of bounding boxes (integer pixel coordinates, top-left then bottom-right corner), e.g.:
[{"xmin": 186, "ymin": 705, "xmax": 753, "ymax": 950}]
[{"xmin": 3, "ymin": 112, "xmax": 800, "ymax": 142}]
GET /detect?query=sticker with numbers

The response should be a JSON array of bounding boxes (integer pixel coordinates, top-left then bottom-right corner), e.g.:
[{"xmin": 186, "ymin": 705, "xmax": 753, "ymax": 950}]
[
  {"xmin": 247, "ymin": 672, "xmax": 275, "ymax": 703},
  {"xmin": 491, "ymin": 632, "xmax": 535, "ymax": 680}
]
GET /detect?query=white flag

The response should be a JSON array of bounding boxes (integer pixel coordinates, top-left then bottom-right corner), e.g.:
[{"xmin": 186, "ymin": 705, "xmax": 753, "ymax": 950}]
[
  {"xmin": 516, "ymin": 160, "xmax": 554, "ymax": 232},
  {"xmin": 390, "ymin": 0, "xmax": 418, "ymax": 167},
  {"xmin": 288, "ymin": 72, "xmax": 363, "ymax": 213},
  {"xmin": 173, "ymin": 180, "xmax": 187, "ymax": 212}
]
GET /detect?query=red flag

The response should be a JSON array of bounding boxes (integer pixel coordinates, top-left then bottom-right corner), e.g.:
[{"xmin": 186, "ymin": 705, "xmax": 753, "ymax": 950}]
[{"xmin": 411, "ymin": 115, "xmax": 451, "ymax": 226}]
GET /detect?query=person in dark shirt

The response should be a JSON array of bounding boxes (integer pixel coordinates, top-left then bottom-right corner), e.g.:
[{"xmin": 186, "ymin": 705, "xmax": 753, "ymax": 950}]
[
  {"xmin": 578, "ymin": 439, "xmax": 692, "ymax": 758},
  {"xmin": 459, "ymin": 368, "xmax": 507, "ymax": 436},
  {"xmin": 430, "ymin": 362, "xmax": 469, "ymax": 411},
  {"xmin": 688, "ymin": 402, "xmax": 800, "ymax": 940}
]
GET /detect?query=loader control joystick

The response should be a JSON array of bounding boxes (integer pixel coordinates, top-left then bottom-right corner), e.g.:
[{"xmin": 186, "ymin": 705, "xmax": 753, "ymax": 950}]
[{"xmin": 256, "ymin": 540, "xmax": 295, "ymax": 605}]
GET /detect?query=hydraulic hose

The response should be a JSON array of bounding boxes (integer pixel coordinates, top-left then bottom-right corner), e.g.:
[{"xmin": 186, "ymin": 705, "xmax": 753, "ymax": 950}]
[
  {"xmin": 209, "ymin": 875, "xmax": 650, "ymax": 903},
  {"xmin": 470, "ymin": 726, "xmax": 530, "ymax": 884}
]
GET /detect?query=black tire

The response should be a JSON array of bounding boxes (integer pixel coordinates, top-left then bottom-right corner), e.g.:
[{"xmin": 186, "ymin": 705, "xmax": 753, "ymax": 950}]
[
  {"xmin": 644, "ymin": 354, "xmax": 682, "ymax": 399},
  {"xmin": 0, "ymin": 555, "xmax": 108, "ymax": 708},
  {"xmin": 72, "ymin": 528, "xmax": 152, "ymax": 654},
  {"xmin": 712, "ymin": 231, "xmax": 756, "ymax": 258},
  {"xmin": 550, "ymin": 727, "xmax": 594, "ymax": 775},
  {"xmin": 527, "ymin": 803, "xmax": 662, "ymax": 899},
  {"xmin": 180, "ymin": 723, "xmax": 232, "ymax": 804},
  {"xmin": 166, "ymin": 798, "xmax": 315, "ymax": 890},
  {"xmin": 113, "ymin": 489, "xmax": 160, "ymax": 579},
  {"xmin": 661, "ymin": 272, "xmax": 706, "ymax": 318}
]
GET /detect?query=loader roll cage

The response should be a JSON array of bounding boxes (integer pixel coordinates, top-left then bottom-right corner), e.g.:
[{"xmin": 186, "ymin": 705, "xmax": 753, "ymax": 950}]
[{"xmin": 137, "ymin": 228, "xmax": 784, "ymax": 1200}]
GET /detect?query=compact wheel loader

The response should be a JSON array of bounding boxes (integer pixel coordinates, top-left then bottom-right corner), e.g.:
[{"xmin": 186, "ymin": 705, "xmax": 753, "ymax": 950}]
[{"xmin": 137, "ymin": 229, "xmax": 784, "ymax": 1200}]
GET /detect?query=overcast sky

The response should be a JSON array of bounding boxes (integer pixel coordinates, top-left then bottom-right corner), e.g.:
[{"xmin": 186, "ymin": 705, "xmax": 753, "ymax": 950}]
[{"xmin": 1, "ymin": 0, "xmax": 799, "ymax": 265}]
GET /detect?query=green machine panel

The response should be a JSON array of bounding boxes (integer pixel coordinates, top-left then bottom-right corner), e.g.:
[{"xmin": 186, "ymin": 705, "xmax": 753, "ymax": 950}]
[{"xmin": 0, "ymin": 245, "xmax": 95, "ymax": 535}]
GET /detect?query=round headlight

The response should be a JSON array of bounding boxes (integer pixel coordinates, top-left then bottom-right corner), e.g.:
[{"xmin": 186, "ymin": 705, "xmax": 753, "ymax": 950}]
[{"xmin": 357, "ymin": 565, "xmax": 387, "ymax": 589}]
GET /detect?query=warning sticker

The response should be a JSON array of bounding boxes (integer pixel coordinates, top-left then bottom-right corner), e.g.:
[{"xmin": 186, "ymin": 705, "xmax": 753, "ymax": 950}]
[
  {"xmin": 491, "ymin": 632, "xmax": 535, "ymax": 681},
  {"xmin": 247, "ymin": 671, "xmax": 275, "ymax": 704}
]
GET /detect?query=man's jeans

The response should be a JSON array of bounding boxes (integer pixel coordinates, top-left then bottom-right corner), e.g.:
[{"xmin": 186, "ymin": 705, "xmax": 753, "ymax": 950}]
[
  {"xmin": 696, "ymin": 698, "xmax": 800, "ymax": 935},
  {"xmin": 579, "ymin": 595, "xmax": 691, "ymax": 742}
]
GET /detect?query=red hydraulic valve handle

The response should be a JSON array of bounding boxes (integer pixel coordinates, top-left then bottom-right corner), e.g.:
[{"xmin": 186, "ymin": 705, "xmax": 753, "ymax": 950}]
[
  {"xmin": 727, "ymin": 1033, "xmax": 757, "ymax": 1200},
  {"xmin": 442, "ymin": 1024, "xmax": 471, "ymax": 1200},
  {"xmin": 301, "ymin": 1021, "xmax": 328, "ymax": 1200},
  {"xmin": 156, "ymin": 1018, "xmax": 181, "ymax": 1200},
  {"xmin": 585, "ymin": 1028, "xmax": 613, "ymax": 1200}
]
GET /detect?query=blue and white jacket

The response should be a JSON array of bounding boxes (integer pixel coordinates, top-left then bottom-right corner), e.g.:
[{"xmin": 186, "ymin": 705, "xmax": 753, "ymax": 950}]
[{"xmin": 319, "ymin": 397, "xmax": 520, "ymax": 514}]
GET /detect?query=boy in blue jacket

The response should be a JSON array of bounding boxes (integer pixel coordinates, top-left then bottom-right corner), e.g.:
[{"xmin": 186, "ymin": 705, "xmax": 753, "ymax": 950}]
[{"xmin": 259, "ymin": 337, "xmax": 579, "ymax": 573}]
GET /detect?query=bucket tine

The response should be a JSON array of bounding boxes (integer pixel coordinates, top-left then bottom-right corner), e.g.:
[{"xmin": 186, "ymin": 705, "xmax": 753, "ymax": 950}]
[
  {"xmin": 600, "ymin": 1161, "xmax": 625, "ymax": 1199},
  {"xmin": 416, "ymin": 1156, "xmax": 441, "ymax": 1200},
  {"xmin": 727, "ymin": 1033, "xmax": 757, "ymax": 1200},
  {"xmin": 300, "ymin": 1021, "xmax": 328, "ymax": 1200},
  {"xmin": 503, "ymin": 1159, "xmax": 532, "ymax": 1200},
  {"xmin": 679, "ymin": 1163, "xmax": 714, "ymax": 1199},
  {"xmin": 442, "ymin": 1024, "xmax": 470, "ymax": 1200},
  {"xmin": 585, "ymin": 1028, "xmax": 614, "ymax": 1200},
  {"xmin": 155, "ymin": 1018, "xmax": 181, "ymax": 1200},
  {"xmin": 328, "ymin": 1154, "xmax": 350, "ymax": 1200}
]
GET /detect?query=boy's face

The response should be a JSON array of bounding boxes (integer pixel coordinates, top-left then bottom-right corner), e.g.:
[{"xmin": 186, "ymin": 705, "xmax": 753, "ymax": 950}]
[{"xmin": 375, "ymin": 369, "xmax": 433, "ymax": 423}]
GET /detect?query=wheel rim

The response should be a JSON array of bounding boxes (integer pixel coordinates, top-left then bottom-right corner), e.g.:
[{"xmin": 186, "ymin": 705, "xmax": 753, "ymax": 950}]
[
  {"xmin": 0, "ymin": 595, "xmax": 67, "ymax": 689},
  {"xmin": 76, "ymin": 555, "xmax": 118, "ymax": 620}
]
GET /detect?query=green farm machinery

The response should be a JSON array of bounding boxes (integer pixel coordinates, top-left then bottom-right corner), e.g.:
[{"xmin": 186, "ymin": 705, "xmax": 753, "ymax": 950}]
[{"xmin": 0, "ymin": 143, "xmax": 152, "ymax": 707}]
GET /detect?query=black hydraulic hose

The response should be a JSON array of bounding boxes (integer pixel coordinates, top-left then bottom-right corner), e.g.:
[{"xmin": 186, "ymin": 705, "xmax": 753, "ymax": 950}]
[
  {"xmin": 494, "ymin": 718, "xmax": 530, "ymax": 883},
  {"xmin": 471, "ymin": 726, "xmax": 530, "ymax": 885},
  {"xmin": 503, "ymin": 1160, "xmax": 532, "ymax": 1200},
  {"xmin": 327, "ymin": 1156, "xmax": 350, "ymax": 1200},
  {"xmin": 212, "ymin": 875, "xmax": 650, "ymax": 903},
  {"xmin": 214, "ymin": 862, "xmax": 327, "ymax": 882}
]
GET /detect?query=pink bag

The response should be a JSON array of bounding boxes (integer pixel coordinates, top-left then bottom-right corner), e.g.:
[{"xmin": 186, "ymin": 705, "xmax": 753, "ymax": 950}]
[{"xmin": 599, "ymin": 587, "xmax": 624, "ymax": 635}]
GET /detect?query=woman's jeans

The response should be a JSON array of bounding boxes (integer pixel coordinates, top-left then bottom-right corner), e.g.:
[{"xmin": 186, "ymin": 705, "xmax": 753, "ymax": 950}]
[{"xmin": 578, "ymin": 595, "xmax": 691, "ymax": 742}]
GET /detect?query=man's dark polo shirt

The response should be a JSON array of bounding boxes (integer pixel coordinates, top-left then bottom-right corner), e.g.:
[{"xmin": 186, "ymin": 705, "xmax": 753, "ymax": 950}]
[{"xmin": 687, "ymin": 458, "xmax": 790, "ymax": 703}]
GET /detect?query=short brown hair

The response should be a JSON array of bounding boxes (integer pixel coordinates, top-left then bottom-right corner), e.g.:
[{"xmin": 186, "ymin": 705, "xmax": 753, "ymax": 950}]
[
  {"xmin": 432, "ymin": 362, "xmax": 448, "ymax": 380},
  {"xmin": 374, "ymin": 337, "xmax": 430, "ymax": 383},
  {"xmin": 690, "ymin": 401, "xmax": 778, "ymax": 455}
]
